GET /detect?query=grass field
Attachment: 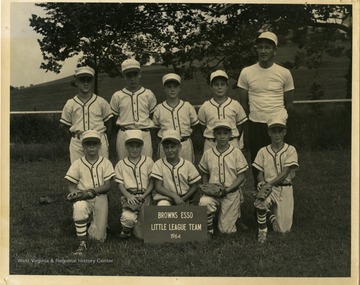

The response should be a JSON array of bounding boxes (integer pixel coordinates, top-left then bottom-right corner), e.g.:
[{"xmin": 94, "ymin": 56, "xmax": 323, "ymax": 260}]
[{"xmin": 9, "ymin": 144, "xmax": 351, "ymax": 277}]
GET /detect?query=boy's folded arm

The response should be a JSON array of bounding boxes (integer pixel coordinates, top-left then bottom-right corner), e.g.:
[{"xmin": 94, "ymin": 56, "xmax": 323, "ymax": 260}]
[{"xmin": 267, "ymin": 166, "xmax": 291, "ymax": 187}]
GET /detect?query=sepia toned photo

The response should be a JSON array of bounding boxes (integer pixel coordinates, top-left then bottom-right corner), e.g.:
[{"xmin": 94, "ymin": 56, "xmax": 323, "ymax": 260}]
[{"xmin": 1, "ymin": 1, "xmax": 359, "ymax": 285}]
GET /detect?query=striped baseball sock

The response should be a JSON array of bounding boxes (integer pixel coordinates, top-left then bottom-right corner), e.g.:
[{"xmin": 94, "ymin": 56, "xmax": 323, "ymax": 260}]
[
  {"xmin": 256, "ymin": 209, "xmax": 267, "ymax": 230},
  {"xmin": 207, "ymin": 214, "xmax": 215, "ymax": 234},
  {"xmin": 266, "ymin": 210, "xmax": 276, "ymax": 224},
  {"xmin": 75, "ymin": 219, "xmax": 88, "ymax": 241}
]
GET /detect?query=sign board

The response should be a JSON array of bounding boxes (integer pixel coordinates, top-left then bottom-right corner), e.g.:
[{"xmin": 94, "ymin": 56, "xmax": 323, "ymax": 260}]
[{"xmin": 143, "ymin": 206, "xmax": 208, "ymax": 243}]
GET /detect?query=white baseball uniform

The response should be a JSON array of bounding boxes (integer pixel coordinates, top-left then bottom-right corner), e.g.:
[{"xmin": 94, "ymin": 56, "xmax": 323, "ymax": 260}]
[
  {"xmin": 198, "ymin": 97, "xmax": 247, "ymax": 151},
  {"xmin": 198, "ymin": 145, "xmax": 248, "ymax": 234},
  {"xmin": 153, "ymin": 100, "xmax": 199, "ymax": 162},
  {"xmin": 110, "ymin": 87, "xmax": 157, "ymax": 160},
  {"xmin": 60, "ymin": 94, "xmax": 113, "ymax": 163},
  {"xmin": 65, "ymin": 156, "xmax": 115, "ymax": 242},
  {"xmin": 115, "ymin": 155, "xmax": 154, "ymax": 239},
  {"xmin": 151, "ymin": 157, "xmax": 201, "ymax": 205},
  {"xmin": 253, "ymin": 143, "xmax": 299, "ymax": 232}
]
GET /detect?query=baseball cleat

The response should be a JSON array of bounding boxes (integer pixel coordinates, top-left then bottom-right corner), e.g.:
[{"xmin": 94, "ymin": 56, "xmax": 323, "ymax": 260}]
[
  {"xmin": 257, "ymin": 231, "xmax": 267, "ymax": 243},
  {"xmin": 119, "ymin": 231, "xmax": 131, "ymax": 239},
  {"xmin": 73, "ymin": 241, "xmax": 87, "ymax": 255}
]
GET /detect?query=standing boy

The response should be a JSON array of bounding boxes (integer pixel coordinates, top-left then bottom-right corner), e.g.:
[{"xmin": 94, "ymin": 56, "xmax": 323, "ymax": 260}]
[
  {"xmin": 114, "ymin": 130, "xmax": 154, "ymax": 239},
  {"xmin": 60, "ymin": 66, "xmax": 113, "ymax": 163},
  {"xmin": 198, "ymin": 119, "xmax": 248, "ymax": 237},
  {"xmin": 153, "ymin": 73, "xmax": 199, "ymax": 162},
  {"xmin": 65, "ymin": 130, "xmax": 115, "ymax": 255},
  {"xmin": 253, "ymin": 117, "xmax": 299, "ymax": 243},
  {"xmin": 198, "ymin": 70, "xmax": 247, "ymax": 152},
  {"xmin": 151, "ymin": 130, "xmax": 201, "ymax": 206},
  {"xmin": 110, "ymin": 58, "xmax": 157, "ymax": 160},
  {"xmin": 237, "ymin": 31, "xmax": 295, "ymax": 187}
]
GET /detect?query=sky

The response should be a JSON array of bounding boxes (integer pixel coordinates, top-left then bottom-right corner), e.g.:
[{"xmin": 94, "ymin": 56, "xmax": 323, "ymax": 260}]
[{"xmin": 10, "ymin": 2, "xmax": 79, "ymax": 87}]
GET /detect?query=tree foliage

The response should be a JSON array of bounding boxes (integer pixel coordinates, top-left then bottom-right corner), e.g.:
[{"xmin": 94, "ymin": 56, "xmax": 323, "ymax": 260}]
[{"xmin": 30, "ymin": 3, "xmax": 352, "ymax": 94}]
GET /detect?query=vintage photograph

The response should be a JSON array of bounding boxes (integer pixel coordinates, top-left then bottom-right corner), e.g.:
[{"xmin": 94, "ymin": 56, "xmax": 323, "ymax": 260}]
[{"xmin": 2, "ymin": 1, "xmax": 358, "ymax": 284}]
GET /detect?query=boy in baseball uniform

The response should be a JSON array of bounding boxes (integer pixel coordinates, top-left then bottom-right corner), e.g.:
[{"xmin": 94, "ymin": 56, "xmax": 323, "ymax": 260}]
[
  {"xmin": 110, "ymin": 58, "xmax": 157, "ymax": 160},
  {"xmin": 151, "ymin": 130, "xmax": 201, "ymax": 206},
  {"xmin": 114, "ymin": 130, "xmax": 154, "ymax": 239},
  {"xmin": 60, "ymin": 66, "xmax": 113, "ymax": 163},
  {"xmin": 253, "ymin": 117, "xmax": 299, "ymax": 243},
  {"xmin": 198, "ymin": 70, "xmax": 247, "ymax": 152},
  {"xmin": 198, "ymin": 119, "xmax": 248, "ymax": 237},
  {"xmin": 153, "ymin": 73, "xmax": 199, "ymax": 163},
  {"xmin": 65, "ymin": 130, "xmax": 115, "ymax": 255}
]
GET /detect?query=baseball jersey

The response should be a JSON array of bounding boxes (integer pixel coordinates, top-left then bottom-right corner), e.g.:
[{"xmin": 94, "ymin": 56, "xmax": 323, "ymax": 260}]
[
  {"xmin": 60, "ymin": 94, "xmax": 113, "ymax": 133},
  {"xmin": 198, "ymin": 97, "xmax": 247, "ymax": 139},
  {"xmin": 252, "ymin": 143, "xmax": 299, "ymax": 184},
  {"xmin": 115, "ymin": 155, "xmax": 154, "ymax": 192},
  {"xmin": 237, "ymin": 63, "xmax": 294, "ymax": 123},
  {"xmin": 151, "ymin": 157, "xmax": 201, "ymax": 196},
  {"xmin": 110, "ymin": 87, "xmax": 157, "ymax": 129},
  {"xmin": 199, "ymin": 145, "xmax": 248, "ymax": 188},
  {"xmin": 153, "ymin": 100, "xmax": 199, "ymax": 138},
  {"xmin": 65, "ymin": 156, "xmax": 115, "ymax": 190}
]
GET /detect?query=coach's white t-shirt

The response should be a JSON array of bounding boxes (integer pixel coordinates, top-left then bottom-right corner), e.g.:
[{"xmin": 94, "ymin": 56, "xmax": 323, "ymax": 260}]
[{"xmin": 237, "ymin": 63, "xmax": 294, "ymax": 123}]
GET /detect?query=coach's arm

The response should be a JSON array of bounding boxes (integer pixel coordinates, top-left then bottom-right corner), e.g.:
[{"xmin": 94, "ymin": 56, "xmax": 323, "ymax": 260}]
[{"xmin": 284, "ymin": 90, "xmax": 294, "ymax": 114}]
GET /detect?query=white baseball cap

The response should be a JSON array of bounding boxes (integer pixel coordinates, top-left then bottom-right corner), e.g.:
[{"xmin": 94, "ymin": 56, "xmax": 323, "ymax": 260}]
[
  {"xmin": 81, "ymin": 130, "xmax": 101, "ymax": 143},
  {"xmin": 124, "ymin": 130, "xmax": 144, "ymax": 144},
  {"xmin": 267, "ymin": 117, "xmax": 287, "ymax": 129},
  {"xmin": 210, "ymin": 70, "xmax": 229, "ymax": 84},
  {"xmin": 75, "ymin": 66, "xmax": 95, "ymax": 78},
  {"xmin": 161, "ymin": 129, "xmax": 181, "ymax": 144},
  {"xmin": 121, "ymin": 58, "xmax": 141, "ymax": 73},
  {"xmin": 213, "ymin": 119, "xmax": 232, "ymax": 131},
  {"xmin": 162, "ymin": 73, "xmax": 181, "ymax": 85},
  {"xmin": 256, "ymin": 31, "xmax": 278, "ymax": 47}
]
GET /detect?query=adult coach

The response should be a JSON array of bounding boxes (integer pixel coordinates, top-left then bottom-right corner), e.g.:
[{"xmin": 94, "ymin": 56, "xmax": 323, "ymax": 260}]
[
  {"xmin": 60, "ymin": 66, "xmax": 113, "ymax": 163},
  {"xmin": 237, "ymin": 31, "xmax": 295, "ymax": 187}
]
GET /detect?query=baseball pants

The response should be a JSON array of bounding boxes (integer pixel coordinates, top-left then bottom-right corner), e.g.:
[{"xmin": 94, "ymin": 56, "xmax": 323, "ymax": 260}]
[
  {"xmin": 116, "ymin": 129, "xmax": 153, "ymax": 160},
  {"xmin": 199, "ymin": 190, "xmax": 241, "ymax": 234},
  {"xmin": 120, "ymin": 195, "xmax": 151, "ymax": 239},
  {"xmin": 158, "ymin": 138, "xmax": 195, "ymax": 163},
  {"xmin": 254, "ymin": 186, "xmax": 294, "ymax": 233},
  {"xmin": 73, "ymin": 194, "xmax": 109, "ymax": 242},
  {"xmin": 70, "ymin": 133, "xmax": 109, "ymax": 163}
]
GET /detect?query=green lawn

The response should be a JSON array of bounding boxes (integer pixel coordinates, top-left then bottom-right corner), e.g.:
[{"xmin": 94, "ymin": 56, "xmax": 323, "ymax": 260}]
[{"xmin": 8, "ymin": 145, "xmax": 351, "ymax": 277}]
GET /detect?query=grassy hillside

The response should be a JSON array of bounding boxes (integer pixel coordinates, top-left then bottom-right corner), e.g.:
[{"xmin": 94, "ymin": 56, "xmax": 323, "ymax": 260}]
[{"xmin": 10, "ymin": 44, "xmax": 350, "ymax": 111}]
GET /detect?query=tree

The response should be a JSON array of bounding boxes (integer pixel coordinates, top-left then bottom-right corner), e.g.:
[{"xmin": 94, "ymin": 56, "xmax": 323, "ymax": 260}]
[{"xmin": 30, "ymin": 3, "xmax": 352, "ymax": 96}]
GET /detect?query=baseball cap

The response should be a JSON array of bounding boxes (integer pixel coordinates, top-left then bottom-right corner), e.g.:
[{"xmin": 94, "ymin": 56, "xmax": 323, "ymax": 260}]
[
  {"xmin": 256, "ymin": 31, "xmax": 278, "ymax": 47},
  {"xmin": 162, "ymin": 73, "xmax": 181, "ymax": 85},
  {"xmin": 210, "ymin": 70, "xmax": 228, "ymax": 84},
  {"xmin": 267, "ymin": 117, "xmax": 287, "ymax": 129},
  {"xmin": 81, "ymin": 130, "xmax": 101, "ymax": 143},
  {"xmin": 161, "ymin": 129, "xmax": 181, "ymax": 144},
  {"xmin": 124, "ymin": 130, "xmax": 144, "ymax": 144},
  {"xmin": 121, "ymin": 58, "xmax": 141, "ymax": 73},
  {"xmin": 213, "ymin": 119, "xmax": 232, "ymax": 131},
  {"xmin": 74, "ymin": 66, "xmax": 95, "ymax": 78}
]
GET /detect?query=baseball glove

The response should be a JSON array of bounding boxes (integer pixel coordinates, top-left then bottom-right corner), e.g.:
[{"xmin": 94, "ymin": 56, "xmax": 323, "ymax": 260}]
[
  {"xmin": 122, "ymin": 201, "xmax": 142, "ymax": 212},
  {"xmin": 199, "ymin": 183, "xmax": 227, "ymax": 198},
  {"xmin": 67, "ymin": 189, "xmax": 97, "ymax": 202},
  {"xmin": 256, "ymin": 184, "xmax": 272, "ymax": 200}
]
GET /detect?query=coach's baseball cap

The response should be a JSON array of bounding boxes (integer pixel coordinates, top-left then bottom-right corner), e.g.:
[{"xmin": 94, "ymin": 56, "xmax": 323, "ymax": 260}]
[
  {"xmin": 161, "ymin": 129, "xmax": 181, "ymax": 144},
  {"xmin": 124, "ymin": 130, "xmax": 144, "ymax": 144},
  {"xmin": 75, "ymin": 66, "xmax": 95, "ymax": 78},
  {"xmin": 81, "ymin": 130, "xmax": 101, "ymax": 143},
  {"xmin": 162, "ymin": 73, "xmax": 181, "ymax": 85},
  {"xmin": 256, "ymin": 31, "xmax": 278, "ymax": 47},
  {"xmin": 210, "ymin": 70, "xmax": 229, "ymax": 84},
  {"xmin": 267, "ymin": 117, "xmax": 287, "ymax": 129},
  {"xmin": 213, "ymin": 119, "xmax": 232, "ymax": 131},
  {"xmin": 121, "ymin": 58, "xmax": 141, "ymax": 74}
]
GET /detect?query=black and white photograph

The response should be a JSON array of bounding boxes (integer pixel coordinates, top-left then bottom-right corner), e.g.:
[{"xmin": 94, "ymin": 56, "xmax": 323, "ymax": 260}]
[{"xmin": 1, "ymin": 1, "xmax": 359, "ymax": 284}]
